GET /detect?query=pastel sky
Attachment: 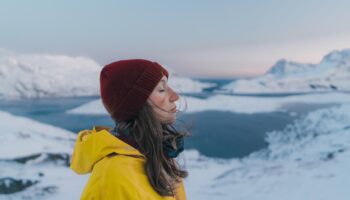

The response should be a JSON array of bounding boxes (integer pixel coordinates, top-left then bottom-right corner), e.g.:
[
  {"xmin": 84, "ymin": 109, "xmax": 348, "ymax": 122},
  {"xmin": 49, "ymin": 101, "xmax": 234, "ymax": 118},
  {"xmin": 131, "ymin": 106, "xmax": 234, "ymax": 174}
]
[{"xmin": 1, "ymin": 0, "xmax": 350, "ymax": 78}]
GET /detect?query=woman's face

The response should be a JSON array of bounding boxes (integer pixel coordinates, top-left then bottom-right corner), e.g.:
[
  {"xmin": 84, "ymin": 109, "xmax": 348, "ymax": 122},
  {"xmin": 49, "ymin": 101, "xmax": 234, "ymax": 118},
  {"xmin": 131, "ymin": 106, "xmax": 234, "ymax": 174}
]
[{"xmin": 147, "ymin": 75, "xmax": 179, "ymax": 124}]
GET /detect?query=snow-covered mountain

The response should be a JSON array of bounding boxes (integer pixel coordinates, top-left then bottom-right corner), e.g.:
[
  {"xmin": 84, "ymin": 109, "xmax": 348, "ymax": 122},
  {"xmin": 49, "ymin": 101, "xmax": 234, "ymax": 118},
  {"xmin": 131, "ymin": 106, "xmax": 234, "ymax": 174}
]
[
  {"xmin": 220, "ymin": 49, "xmax": 350, "ymax": 94},
  {"xmin": 0, "ymin": 50, "xmax": 215, "ymax": 99},
  {"xmin": 0, "ymin": 50, "xmax": 102, "ymax": 99}
]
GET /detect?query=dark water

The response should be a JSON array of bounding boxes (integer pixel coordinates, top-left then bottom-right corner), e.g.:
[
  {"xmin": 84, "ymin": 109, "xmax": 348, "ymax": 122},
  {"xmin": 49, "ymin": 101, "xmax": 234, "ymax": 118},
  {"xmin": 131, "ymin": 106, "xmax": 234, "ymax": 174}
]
[
  {"xmin": 0, "ymin": 96, "xmax": 113, "ymax": 133},
  {"xmin": 192, "ymin": 78, "xmax": 235, "ymax": 93},
  {"xmin": 180, "ymin": 111, "xmax": 294, "ymax": 158},
  {"xmin": 0, "ymin": 78, "xmax": 341, "ymax": 159},
  {"xmin": 0, "ymin": 96, "xmax": 338, "ymax": 159}
]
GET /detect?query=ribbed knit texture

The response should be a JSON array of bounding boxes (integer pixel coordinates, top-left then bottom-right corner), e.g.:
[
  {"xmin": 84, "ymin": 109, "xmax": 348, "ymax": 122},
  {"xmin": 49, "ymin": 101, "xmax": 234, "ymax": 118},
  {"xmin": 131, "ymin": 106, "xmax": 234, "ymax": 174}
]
[{"xmin": 100, "ymin": 59, "xmax": 169, "ymax": 122}]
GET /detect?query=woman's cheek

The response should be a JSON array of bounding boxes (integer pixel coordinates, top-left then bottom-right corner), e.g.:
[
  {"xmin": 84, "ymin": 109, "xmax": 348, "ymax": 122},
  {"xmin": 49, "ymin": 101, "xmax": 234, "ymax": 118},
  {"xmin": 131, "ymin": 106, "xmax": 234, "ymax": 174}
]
[{"xmin": 154, "ymin": 92, "xmax": 167, "ymax": 106}]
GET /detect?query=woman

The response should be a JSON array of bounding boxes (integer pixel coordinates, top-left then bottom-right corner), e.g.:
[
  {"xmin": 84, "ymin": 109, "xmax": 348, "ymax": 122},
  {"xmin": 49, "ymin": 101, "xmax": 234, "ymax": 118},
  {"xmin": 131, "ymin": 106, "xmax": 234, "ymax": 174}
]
[{"xmin": 70, "ymin": 59, "xmax": 189, "ymax": 199}]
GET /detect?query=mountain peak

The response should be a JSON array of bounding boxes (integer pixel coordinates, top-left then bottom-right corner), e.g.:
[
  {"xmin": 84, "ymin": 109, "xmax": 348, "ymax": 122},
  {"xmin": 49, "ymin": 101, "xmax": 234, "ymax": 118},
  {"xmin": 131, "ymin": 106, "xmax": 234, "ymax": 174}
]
[
  {"xmin": 265, "ymin": 59, "xmax": 288, "ymax": 76},
  {"xmin": 321, "ymin": 48, "xmax": 350, "ymax": 63},
  {"xmin": 265, "ymin": 58, "xmax": 314, "ymax": 77}
]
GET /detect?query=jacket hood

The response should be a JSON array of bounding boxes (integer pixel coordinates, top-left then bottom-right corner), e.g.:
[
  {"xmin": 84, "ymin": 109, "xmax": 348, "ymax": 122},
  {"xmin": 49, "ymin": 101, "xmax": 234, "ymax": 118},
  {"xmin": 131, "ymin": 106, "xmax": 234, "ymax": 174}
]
[{"xmin": 70, "ymin": 126, "xmax": 144, "ymax": 174}]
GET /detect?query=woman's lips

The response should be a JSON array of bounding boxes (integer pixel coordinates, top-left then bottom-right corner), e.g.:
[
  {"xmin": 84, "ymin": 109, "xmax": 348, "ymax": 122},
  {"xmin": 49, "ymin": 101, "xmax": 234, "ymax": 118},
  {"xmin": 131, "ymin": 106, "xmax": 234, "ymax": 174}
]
[{"xmin": 170, "ymin": 107, "xmax": 177, "ymax": 112}]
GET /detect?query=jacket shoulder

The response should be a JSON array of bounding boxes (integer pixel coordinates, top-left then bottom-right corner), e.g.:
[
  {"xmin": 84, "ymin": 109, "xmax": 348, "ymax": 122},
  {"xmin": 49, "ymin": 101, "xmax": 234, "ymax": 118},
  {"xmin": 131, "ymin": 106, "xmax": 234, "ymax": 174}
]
[
  {"xmin": 96, "ymin": 153, "xmax": 146, "ymax": 177},
  {"xmin": 81, "ymin": 155, "xmax": 145, "ymax": 199},
  {"xmin": 82, "ymin": 155, "xmax": 178, "ymax": 200}
]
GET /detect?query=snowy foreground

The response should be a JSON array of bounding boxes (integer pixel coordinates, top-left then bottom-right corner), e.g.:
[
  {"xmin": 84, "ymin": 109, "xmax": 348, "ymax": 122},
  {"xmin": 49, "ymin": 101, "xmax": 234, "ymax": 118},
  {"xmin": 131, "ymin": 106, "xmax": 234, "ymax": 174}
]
[
  {"xmin": 67, "ymin": 92, "xmax": 350, "ymax": 115},
  {"xmin": 0, "ymin": 49, "xmax": 213, "ymax": 99},
  {"xmin": 1, "ymin": 100, "xmax": 350, "ymax": 199},
  {"xmin": 220, "ymin": 48, "xmax": 350, "ymax": 94},
  {"xmin": 0, "ymin": 111, "xmax": 85, "ymax": 199}
]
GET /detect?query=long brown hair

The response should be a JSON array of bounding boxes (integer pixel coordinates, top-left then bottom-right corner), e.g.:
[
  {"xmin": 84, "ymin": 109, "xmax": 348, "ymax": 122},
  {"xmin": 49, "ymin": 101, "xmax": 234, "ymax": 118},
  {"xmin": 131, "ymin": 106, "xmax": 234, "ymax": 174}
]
[{"xmin": 114, "ymin": 101, "xmax": 191, "ymax": 196}]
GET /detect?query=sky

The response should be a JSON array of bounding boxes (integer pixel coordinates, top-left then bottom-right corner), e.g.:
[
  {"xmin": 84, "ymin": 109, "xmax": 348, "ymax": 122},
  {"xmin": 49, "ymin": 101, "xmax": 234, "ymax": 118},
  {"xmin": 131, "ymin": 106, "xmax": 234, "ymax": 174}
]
[{"xmin": 1, "ymin": 0, "xmax": 350, "ymax": 78}]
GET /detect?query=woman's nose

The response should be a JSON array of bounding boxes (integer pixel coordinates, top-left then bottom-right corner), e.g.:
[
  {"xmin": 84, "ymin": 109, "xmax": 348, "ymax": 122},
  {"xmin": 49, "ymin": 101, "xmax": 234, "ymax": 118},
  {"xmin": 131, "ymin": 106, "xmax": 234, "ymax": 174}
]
[{"xmin": 169, "ymin": 87, "xmax": 179, "ymax": 102}]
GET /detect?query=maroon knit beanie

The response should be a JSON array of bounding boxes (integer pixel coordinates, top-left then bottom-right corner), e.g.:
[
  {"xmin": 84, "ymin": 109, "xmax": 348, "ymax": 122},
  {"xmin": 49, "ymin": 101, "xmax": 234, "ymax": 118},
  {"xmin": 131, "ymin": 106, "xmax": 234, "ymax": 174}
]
[{"xmin": 100, "ymin": 59, "xmax": 169, "ymax": 122}]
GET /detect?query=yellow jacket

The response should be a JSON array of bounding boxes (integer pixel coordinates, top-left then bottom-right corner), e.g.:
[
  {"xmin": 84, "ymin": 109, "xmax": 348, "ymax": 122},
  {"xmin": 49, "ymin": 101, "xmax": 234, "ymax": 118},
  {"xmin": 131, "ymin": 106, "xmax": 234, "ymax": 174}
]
[{"xmin": 70, "ymin": 126, "xmax": 186, "ymax": 200}]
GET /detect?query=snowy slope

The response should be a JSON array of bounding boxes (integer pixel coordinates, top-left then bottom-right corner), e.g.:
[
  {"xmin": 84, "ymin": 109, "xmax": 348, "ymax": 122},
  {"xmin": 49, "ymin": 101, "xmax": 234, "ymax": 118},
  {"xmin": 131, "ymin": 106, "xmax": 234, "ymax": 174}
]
[
  {"xmin": 0, "ymin": 111, "xmax": 76, "ymax": 159},
  {"xmin": 0, "ymin": 49, "xmax": 214, "ymax": 99},
  {"xmin": 0, "ymin": 110, "xmax": 87, "ymax": 199},
  {"xmin": 220, "ymin": 49, "xmax": 350, "ymax": 94}
]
